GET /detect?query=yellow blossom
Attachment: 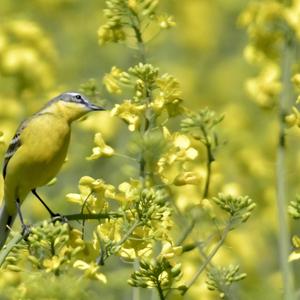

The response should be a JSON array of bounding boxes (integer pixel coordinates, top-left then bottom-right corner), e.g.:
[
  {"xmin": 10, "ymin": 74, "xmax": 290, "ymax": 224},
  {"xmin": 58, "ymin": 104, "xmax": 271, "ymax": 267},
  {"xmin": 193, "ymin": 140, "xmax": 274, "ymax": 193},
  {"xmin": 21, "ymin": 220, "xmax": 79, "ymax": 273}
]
[
  {"xmin": 285, "ymin": 106, "xmax": 300, "ymax": 128},
  {"xmin": 73, "ymin": 260, "xmax": 107, "ymax": 283},
  {"xmin": 116, "ymin": 179, "xmax": 141, "ymax": 202},
  {"xmin": 98, "ymin": 25, "xmax": 126, "ymax": 46},
  {"xmin": 157, "ymin": 15, "xmax": 176, "ymax": 29},
  {"xmin": 289, "ymin": 235, "xmax": 300, "ymax": 262},
  {"xmin": 292, "ymin": 73, "xmax": 300, "ymax": 89},
  {"xmin": 246, "ymin": 63, "xmax": 281, "ymax": 108},
  {"xmin": 157, "ymin": 133, "xmax": 198, "ymax": 183},
  {"xmin": 66, "ymin": 176, "xmax": 115, "ymax": 212},
  {"xmin": 43, "ymin": 256, "xmax": 62, "ymax": 273},
  {"xmin": 103, "ymin": 66, "xmax": 124, "ymax": 94},
  {"xmin": 151, "ymin": 73, "xmax": 182, "ymax": 116},
  {"xmin": 284, "ymin": 2, "xmax": 300, "ymax": 39},
  {"xmin": 111, "ymin": 100, "xmax": 146, "ymax": 131},
  {"xmin": 94, "ymin": 221, "xmax": 122, "ymax": 245},
  {"xmin": 158, "ymin": 242, "xmax": 183, "ymax": 259},
  {"xmin": 173, "ymin": 171, "xmax": 201, "ymax": 186},
  {"xmin": 86, "ymin": 132, "xmax": 114, "ymax": 160}
]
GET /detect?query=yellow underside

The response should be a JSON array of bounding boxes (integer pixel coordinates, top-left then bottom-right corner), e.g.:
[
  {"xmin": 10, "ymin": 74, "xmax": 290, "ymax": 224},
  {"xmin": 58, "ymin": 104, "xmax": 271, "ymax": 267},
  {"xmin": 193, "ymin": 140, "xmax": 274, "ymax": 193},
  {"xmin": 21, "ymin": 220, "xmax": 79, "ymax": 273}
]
[{"xmin": 4, "ymin": 114, "xmax": 71, "ymax": 214}]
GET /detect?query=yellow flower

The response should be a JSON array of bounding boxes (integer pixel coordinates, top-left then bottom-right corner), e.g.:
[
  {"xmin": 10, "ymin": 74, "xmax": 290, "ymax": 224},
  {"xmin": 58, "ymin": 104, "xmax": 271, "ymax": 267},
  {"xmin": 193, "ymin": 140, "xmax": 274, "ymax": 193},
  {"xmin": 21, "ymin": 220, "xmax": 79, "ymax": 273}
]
[
  {"xmin": 103, "ymin": 66, "xmax": 128, "ymax": 94},
  {"xmin": 69, "ymin": 229, "xmax": 85, "ymax": 248},
  {"xmin": 246, "ymin": 63, "xmax": 282, "ymax": 108},
  {"xmin": 43, "ymin": 256, "xmax": 62, "ymax": 273},
  {"xmin": 151, "ymin": 73, "xmax": 182, "ymax": 116},
  {"xmin": 116, "ymin": 179, "xmax": 141, "ymax": 202},
  {"xmin": 94, "ymin": 221, "xmax": 122, "ymax": 245},
  {"xmin": 289, "ymin": 235, "xmax": 300, "ymax": 262},
  {"xmin": 73, "ymin": 260, "xmax": 107, "ymax": 283},
  {"xmin": 285, "ymin": 106, "xmax": 300, "ymax": 128},
  {"xmin": 292, "ymin": 73, "xmax": 300, "ymax": 89},
  {"xmin": 128, "ymin": 0, "xmax": 137, "ymax": 10},
  {"xmin": 158, "ymin": 242, "xmax": 183, "ymax": 259},
  {"xmin": 111, "ymin": 100, "xmax": 146, "ymax": 131},
  {"xmin": 157, "ymin": 133, "xmax": 199, "ymax": 183},
  {"xmin": 173, "ymin": 171, "xmax": 201, "ymax": 186},
  {"xmin": 86, "ymin": 132, "xmax": 114, "ymax": 160},
  {"xmin": 66, "ymin": 176, "xmax": 115, "ymax": 212},
  {"xmin": 98, "ymin": 25, "xmax": 126, "ymax": 46},
  {"xmin": 157, "ymin": 15, "xmax": 176, "ymax": 29},
  {"xmin": 284, "ymin": 2, "xmax": 300, "ymax": 39},
  {"xmin": 120, "ymin": 226, "xmax": 153, "ymax": 260}
]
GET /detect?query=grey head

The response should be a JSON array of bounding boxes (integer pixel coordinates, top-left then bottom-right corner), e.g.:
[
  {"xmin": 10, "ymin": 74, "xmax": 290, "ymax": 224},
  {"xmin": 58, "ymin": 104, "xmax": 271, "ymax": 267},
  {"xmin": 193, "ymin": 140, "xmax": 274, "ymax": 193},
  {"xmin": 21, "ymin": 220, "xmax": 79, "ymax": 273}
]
[{"xmin": 55, "ymin": 92, "xmax": 105, "ymax": 111}]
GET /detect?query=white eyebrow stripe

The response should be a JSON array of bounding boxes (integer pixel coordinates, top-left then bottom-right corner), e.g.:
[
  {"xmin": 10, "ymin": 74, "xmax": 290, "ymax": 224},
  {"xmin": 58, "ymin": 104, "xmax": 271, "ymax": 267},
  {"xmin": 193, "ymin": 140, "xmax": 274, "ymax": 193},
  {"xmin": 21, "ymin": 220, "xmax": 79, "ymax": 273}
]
[{"xmin": 66, "ymin": 92, "xmax": 79, "ymax": 97}]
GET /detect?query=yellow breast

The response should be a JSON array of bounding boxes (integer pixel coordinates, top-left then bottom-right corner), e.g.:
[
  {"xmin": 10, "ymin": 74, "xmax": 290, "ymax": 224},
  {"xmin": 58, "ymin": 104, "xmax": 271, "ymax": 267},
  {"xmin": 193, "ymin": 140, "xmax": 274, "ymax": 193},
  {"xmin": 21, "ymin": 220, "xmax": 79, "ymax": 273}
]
[{"xmin": 4, "ymin": 114, "xmax": 71, "ymax": 208}]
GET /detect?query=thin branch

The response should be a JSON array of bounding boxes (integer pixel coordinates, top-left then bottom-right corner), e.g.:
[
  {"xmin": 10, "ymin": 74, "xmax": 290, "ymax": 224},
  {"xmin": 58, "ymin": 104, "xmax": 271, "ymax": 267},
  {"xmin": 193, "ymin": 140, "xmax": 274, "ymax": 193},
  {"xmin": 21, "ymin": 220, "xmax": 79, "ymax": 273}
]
[
  {"xmin": 181, "ymin": 220, "xmax": 232, "ymax": 296},
  {"xmin": 64, "ymin": 212, "xmax": 124, "ymax": 221},
  {"xmin": 156, "ymin": 281, "xmax": 166, "ymax": 300},
  {"xmin": 175, "ymin": 219, "xmax": 196, "ymax": 246},
  {"xmin": 276, "ymin": 39, "xmax": 295, "ymax": 300},
  {"xmin": 99, "ymin": 220, "xmax": 142, "ymax": 264},
  {"xmin": 117, "ymin": 220, "xmax": 141, "ymax": 246},
  {"xmin": 0, "ymin": 232, "xmax": 23, "ymax": 267},
  {"xmin": 201, "ymin": 126, "xmax": 214, "ymax": 199}
]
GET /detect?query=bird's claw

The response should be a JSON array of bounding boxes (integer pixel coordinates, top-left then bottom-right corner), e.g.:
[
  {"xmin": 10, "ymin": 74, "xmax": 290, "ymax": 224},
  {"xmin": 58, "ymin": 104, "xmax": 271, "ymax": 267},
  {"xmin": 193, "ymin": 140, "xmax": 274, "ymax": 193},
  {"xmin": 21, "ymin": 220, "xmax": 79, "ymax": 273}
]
[
  {"xmin": 21, "ymin": 224, "xmax": 31, "ymax": 241},
  {"xmin": 51, "ymin": 213, "xmax": 68, "ymax": 224}
]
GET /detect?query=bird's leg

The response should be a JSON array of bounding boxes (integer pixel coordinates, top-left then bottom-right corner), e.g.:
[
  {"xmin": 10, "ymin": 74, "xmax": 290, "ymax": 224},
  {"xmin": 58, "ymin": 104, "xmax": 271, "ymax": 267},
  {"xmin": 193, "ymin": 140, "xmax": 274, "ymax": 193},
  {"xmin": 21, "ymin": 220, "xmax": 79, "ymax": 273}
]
[
  {"xmin": 16, "ymin": 198, "xmax": 30, "ymax": 239},
  {"xmin": 31, "ymin": 189, "xmax": 67, "ymax": 223},
  {"xmin": 31, "ymin": 189, "xmax": 57, "ymax": 217}
]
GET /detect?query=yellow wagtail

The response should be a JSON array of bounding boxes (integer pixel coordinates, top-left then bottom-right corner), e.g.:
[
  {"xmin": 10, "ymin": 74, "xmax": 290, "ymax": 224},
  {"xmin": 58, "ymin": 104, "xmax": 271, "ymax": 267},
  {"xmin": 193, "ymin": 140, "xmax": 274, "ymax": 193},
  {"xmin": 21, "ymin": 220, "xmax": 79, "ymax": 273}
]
[{"xmin": 0, "ymin": 92, "xmax": 105, "ymax": 249}]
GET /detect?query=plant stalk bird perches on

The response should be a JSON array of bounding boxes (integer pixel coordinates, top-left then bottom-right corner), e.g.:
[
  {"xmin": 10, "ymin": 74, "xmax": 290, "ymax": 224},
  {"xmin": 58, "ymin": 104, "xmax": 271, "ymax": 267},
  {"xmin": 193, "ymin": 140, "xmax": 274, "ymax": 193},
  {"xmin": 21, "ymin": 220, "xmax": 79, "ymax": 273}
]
[{"xmin": 0, "ymin": 92, "xmax": 105, "ymax": 249}]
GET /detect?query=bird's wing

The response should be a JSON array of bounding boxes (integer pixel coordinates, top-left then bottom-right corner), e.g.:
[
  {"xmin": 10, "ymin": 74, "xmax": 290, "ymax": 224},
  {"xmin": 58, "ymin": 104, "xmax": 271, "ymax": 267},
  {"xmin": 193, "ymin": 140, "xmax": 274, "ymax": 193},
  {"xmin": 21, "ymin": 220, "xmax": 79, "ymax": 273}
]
[{"xmin": 2, "ymin": 120, "xmax": 28, "ymax": 179}]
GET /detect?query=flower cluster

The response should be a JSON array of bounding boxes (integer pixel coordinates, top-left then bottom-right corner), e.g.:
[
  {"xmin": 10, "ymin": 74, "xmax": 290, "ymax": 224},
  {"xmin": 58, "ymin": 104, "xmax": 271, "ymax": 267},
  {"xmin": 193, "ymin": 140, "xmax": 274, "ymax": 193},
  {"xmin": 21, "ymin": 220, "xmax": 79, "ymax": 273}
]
[
  {"xmin": 206, "ymin": 264, "xmax": 247, "ymax": 299},
  {"xmin": 181, "ymin": 108, "xmax": 223, "ymax": 145},
  {"xmin": 288, "ymin": 195, "xmax": 300, "ymax": 219},
  {"xmin": 212, "ymin": 193, "xmax": 256, "ymax": 227},
  {"xmin": 98, "ymin": 0, "xmax": 175, "ymax": 46},
  {"xmin": 3, "ymin": 221, "xmax": 85, "ymax": 274},
  {"xmin": 109, "ymin": 63, "xmax": 183, "ymax": 132},
  {"xmin": 239, "ymin": 0, "xmax": 300, "ymax": 107},
  {"xmin": 0, "ymin": 19, "xmax": 57, "ymax": 93},
  {"xmin": 128, "ymin": 257, "xmax": 182, "ymax": 291},
  {"xmin": 157, "ymin": 131, "xmax": 199, "ymax": 184}
]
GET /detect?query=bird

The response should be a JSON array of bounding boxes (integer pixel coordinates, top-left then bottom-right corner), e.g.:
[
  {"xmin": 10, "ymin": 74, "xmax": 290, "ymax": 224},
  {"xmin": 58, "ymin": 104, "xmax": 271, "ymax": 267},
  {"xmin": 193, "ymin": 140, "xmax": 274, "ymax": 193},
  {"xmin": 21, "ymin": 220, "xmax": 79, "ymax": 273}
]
[{"xmin": 0, "ymin": 92, "xmax": 105, "ymax": 249}]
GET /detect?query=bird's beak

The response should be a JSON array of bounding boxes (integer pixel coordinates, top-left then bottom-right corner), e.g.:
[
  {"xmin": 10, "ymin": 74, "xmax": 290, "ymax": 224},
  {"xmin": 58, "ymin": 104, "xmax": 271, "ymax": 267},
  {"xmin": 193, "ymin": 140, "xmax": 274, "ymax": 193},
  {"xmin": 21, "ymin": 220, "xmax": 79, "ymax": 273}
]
[{"xmin": 88, "ymin": 103, "xmax": 106, "ymax": 111}]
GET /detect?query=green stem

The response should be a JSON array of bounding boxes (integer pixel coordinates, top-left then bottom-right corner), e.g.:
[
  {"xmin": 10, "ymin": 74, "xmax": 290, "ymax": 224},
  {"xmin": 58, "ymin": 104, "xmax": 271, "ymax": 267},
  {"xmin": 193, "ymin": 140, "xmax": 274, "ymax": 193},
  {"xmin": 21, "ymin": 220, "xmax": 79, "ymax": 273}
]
[
  {"xmin": 201, "ymin": 126, "xmax": 214, "ymax": 199},
  {"xmin": 0, "ymin": 232, "xmax": 23, "ymax": 267},
  {"xmin": 129, "ymin": 9, "xmax": 146, "ymax": 64},
  {"xmin": 117, "ymin": 220, "xmax": 141, "ymax": 246},
  {"xmin": 100, "ymin": 220, "xmax": 141, "ymax": 264},
  {"xmin": 64, "ymin": 212, "xmax": 124, "ymax": 221},
  {"xmin": 276, "ymin": 41, "xmax": 295, "ymax": 300},
  {"xmin": 181, "ymin": 220, "xmax": 232, "ymax": 296},
  {"xmin": 128, "ymin": 8, "xmax": 151, "ymax": 184},
  {"xmin": 176, "ymin": 219, "xmax": 196, "ymax": 246},
  {"xmin": 156, "ymin": 282, "xmax": 166, "ymax": 300},
  {"xmin": 203, "ymin": 143, "xmax": 213, "ymax": 199}
]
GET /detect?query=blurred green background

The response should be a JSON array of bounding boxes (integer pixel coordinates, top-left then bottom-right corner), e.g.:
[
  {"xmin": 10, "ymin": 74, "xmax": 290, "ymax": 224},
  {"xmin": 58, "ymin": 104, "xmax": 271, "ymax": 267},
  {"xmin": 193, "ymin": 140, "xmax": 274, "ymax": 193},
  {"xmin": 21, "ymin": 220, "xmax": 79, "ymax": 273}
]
[{"xmin": 1, "ymin": 0, "xmax": 300, "ymax": 299}]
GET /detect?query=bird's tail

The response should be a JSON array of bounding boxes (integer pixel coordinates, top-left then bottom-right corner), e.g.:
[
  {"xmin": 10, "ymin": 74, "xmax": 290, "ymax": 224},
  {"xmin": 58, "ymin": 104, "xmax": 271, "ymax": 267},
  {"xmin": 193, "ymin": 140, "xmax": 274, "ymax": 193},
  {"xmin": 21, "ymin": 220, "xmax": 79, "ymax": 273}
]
[{"xmin": 0, "ymin": 202, "xmax": 16, "ymax": 249}]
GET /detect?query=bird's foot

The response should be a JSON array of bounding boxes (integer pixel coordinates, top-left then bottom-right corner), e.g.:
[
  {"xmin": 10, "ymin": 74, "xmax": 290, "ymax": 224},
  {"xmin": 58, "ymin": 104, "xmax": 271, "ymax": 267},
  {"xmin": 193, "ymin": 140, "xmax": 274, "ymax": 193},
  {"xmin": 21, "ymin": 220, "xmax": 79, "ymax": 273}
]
[
  {"xmin": 51, "ymin": 213, "xmax": 68, "ymax": 224},
  {"xmin": 21, "ymin": 224, "xmax": 31, "ymax": 241}
]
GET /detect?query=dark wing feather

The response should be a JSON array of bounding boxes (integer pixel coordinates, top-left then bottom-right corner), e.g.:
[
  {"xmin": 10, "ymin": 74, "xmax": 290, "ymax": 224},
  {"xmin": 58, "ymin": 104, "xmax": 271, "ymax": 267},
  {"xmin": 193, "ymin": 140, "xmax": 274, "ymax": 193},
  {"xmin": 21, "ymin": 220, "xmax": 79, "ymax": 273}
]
[{"xmin": 2, "ymin": 120, "xmax": 27, "ymax": 179}]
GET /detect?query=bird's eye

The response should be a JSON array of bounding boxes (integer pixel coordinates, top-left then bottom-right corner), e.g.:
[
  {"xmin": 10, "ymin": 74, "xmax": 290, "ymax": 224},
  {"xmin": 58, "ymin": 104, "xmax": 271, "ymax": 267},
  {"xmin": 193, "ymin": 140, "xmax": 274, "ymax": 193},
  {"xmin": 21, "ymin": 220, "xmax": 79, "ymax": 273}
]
[{"xmin": 75, "ymin": 95, "xmax": 81, "ymax": 100}]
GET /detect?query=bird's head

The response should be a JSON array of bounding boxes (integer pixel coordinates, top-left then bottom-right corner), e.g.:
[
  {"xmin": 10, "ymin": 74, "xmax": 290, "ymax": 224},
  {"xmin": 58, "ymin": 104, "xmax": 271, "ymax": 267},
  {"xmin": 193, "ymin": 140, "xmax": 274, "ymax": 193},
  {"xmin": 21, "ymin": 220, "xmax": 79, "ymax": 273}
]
[{"xmin": 44, "ymin": 92, "xmax": 105, "ymax": 122}]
